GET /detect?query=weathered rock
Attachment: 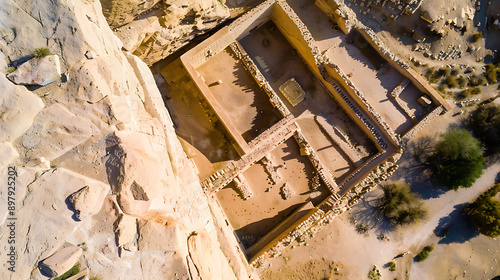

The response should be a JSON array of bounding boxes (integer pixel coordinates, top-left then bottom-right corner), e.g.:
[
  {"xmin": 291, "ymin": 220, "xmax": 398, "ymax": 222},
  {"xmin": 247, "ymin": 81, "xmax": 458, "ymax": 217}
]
[
  {"xmin": 39, "ymin": 245, "xmax": 82, "ymax": 277},
  {"xmin": 137, "ymin": 219, "xmax": 186, "ymax": 253},
  {"xmin": 68, "ymin": 184, "xmax": 110, "ymax": 220},
  {"xmin": 21, "ymin": 103, "xmax": 100, "ymax": 162},
  {"xmin": 103, "ymin": 0, "xmax": 230, "ymax": 65},
  {"xmin": 0, "ymin": 142, "xmax": 18, "ymax": 169},
  {"xmin": 0, "ymin": 0, "xmax": 247, "ymax": 278},
  {"xmin": 115, "ymin": 213, "xmax": 138, "ymax": 249},
  {"xmin": 0, "ymin": 75, "xmax": 44, "ymax": 143},
  {"xmin": 188, "ymin": 230, "xmax": 237, "ymax": 280},
  {"xmin": 6, "ymin": 55, "xmax": 61, "ymax": 86}
]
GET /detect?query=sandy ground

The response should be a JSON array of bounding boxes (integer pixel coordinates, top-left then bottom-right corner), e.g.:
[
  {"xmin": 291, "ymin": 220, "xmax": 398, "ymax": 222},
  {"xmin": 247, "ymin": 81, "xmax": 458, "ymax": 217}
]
[
  {"xmin": 258, "ymin": 108, "xmax": 500, "ymax": 280},
  {"xmin": 197, "ymin": 47, "xmax": 281, "ymax": 143},
  {"xmin": 217, "ymin": 137, "xmax": 329, "ymax": 248}
]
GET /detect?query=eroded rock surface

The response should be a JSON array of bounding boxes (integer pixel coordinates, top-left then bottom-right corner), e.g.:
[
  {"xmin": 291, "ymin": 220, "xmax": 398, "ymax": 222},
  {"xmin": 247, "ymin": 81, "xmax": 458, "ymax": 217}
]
[
  {"xmin": 39, "ymin": 245, "xmax": 82, "ymax": 277},
  {"xmin": 6, "ymin": 55, "xmax": 61, "ymax": 86},
  {"xmin": 0, "ymin": 0, "xmax": 246, "ymax": 279},
  {"xmin": 101, "ymin": 0, "xmax": 230, "ymax": 65}
]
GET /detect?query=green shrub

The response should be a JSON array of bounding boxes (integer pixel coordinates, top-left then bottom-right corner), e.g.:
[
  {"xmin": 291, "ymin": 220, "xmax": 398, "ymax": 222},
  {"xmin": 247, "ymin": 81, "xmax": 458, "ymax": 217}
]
[
  {"xmin": 445, "ymin": 75, "xmax": 457, "ymax": 88},
  {"xmin": 416, "ymin": 245, "xmax": 434, "ymax": 262},
  {"xmin": 485, "ymin": 63, "xmax": 499, "ymax": 84},
  {"xmin": 468, "ymin": 104, "xmax": 500, "ymax": 155},
  {"xmin": 33, "ymin": 47, "xmax": 51, "ymax": 58},
  {"xmin": 54, "ymin": 264, "xmax": 80, "ymax": 280},
  {"xmin": 465, "ymin": 183, "xmax": 500, "ymax": 237},
  {"xmin": 368, "ymin": 266, "xmax": 381, "ymax": 280},
  {"xmin": 472, "ymin": 32, "xmax": 483, "ymax": 42},
  {"xmin": 457, "ymin": 76, "xmax": 467, "ymax": 88},
  {"xmin": 387, "ymin": 261, "xmax": 396, "ymax": 271},
  {"xmin": 468, "ymin": 75, "xmax": 488, "ymax": 87},
  {"xmin": 467, "ymin": 87, "xmax": 481, "ymax": 95},
  {"xmin": 377, "ymin": 183, "xmax": 427, "ymax": 226},
  {"xmin": 455, "ymin": 90, "xmax": 470, "ymax": 101},
  {"xmin": 428, "ymin": 128, "xmax": 484, "ymax": 190},
  {"xmin": 6, "ymin": 66, "xmax": 16, "ymax": 73}
]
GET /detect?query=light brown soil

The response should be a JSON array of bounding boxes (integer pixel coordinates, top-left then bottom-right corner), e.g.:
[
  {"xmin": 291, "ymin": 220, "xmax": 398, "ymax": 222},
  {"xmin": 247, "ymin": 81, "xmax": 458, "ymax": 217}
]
[{"xmin": 197, "ymin": 47, "xmax": 281, "ymax": 143}]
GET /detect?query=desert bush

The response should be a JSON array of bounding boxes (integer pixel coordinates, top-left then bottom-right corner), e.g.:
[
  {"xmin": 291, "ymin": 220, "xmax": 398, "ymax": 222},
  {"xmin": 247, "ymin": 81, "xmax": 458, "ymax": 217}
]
[
  {"xmin": 485, "ymin": 63, "xmax": 499, "ymax": 84},
  {"xmin": 33, "ymin": 47, "xmax": 51, "ymax": 58},
  {"xmin": 457, "ymin": 76, "xmax": 467, "ymax": 88},
  {"xmin": 387, "ymin": 261, "xmax": 396, "ymax": 272},
  {"xmin": 472, "ymin": 32, "xmax": 482, "ymax": 42},
  {"xmin": 427, "ymin": 128, "xmax": 484, "ymax": 190},
  {"xmin": 368, "ymin": 266, "xmax": 381, "ymax": 280},
  {"xmin": 445, "ymin": 75, "xmax": 457, "ymax": 88},
  {"xmin": 465, "ymin": 183, "xmax": 500, "ymax": 238},
  {"xmin": 455, "ymin": 90, "xmax": 470, "ymax": 101},
  {"xmin": 467, "ymin": 87, "xmax": 481, "ymax": 95},
  {"xmin": 468, "ymin": 104, "xmax": 500, "ymax": 155},
  {"xmin": 416, "ymin": 245, "xmax": 434, "ymax": 262},
  {"xmin": 377, "ymin": 183, "xmax": 427, "ymax": 226},
  {"xmin": 468, "ymin": 75, "xmax": 488, "ymax": 87}
]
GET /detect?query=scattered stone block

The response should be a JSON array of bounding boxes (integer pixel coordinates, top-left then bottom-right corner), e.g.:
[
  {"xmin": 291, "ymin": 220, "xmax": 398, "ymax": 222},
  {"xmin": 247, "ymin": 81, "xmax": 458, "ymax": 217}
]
[
  {"xmin": 7, "ymin": 55, "xmax": 61, "ymax": 86},
  {"xmin": 39, "ymin": 245, "xmax": 82, "ymax": 277},
  {"xmin": 68, "ymin": 184, "xmax": 110, "ymax": 220}
]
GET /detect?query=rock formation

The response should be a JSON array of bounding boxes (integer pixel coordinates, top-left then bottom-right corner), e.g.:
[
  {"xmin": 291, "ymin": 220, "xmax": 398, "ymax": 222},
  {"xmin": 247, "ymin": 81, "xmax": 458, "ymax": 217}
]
[
  {"xmin": 101, "ymin": 0, "xmax": 230, "ymax": 65},
  {"xmin": 0, "ymin": 0, "xmax": 245, "ymax": 279},
  {"xmin": 39, "ymin": 245, "xmax": 82, "ymax": 278},
  {"xmin": 6, "ymin": 55, "xmax": 61, "ymax": 86}
]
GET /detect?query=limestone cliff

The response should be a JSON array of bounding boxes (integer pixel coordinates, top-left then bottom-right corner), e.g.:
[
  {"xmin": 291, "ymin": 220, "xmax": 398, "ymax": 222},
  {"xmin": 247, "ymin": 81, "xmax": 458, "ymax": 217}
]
[
  {"xmin": 101, "ymin": 0, "xmax": 230, "ymax": 65},
  {"xmin": 0, "ymin": 0, "xmax": 243, "ymax": 279}
]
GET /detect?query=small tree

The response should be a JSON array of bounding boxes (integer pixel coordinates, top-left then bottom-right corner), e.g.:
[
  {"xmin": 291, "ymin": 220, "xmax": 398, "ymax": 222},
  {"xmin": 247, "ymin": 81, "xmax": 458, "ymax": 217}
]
[
  {"xmin": 468, "ymin": 104, "xmax": 500, "ymax": 155},
  {"xmin": 465, "ymin": 184, "xmax": 500, "ymax": 237},
  {"xmin": 428, "ymin": 128, "xmax": 484, "ymax": 190},
  {"xmin": 377, "ymin": 183, "xmax": 427, "ymax": 226},
  {"xmin": 416, "ymin": 245, "xmax": 434, "ymax": 262}
]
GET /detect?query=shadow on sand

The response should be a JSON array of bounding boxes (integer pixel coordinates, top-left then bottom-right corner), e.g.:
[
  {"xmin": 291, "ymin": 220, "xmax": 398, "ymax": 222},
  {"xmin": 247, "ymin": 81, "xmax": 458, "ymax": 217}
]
[
  {"xmin": 433, "ymin": 203, "xmax": 479, "ymax": 244},
  {"xmin": 350, "ymin": 190, "xmax": 394, "ymax": 233}
]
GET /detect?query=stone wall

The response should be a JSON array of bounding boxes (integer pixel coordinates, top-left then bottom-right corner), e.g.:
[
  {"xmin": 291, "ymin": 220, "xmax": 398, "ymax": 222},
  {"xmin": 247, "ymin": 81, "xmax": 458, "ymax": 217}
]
[{"xmin": 402, "ymin": 105, "xmax": 445, "ymax": 143}]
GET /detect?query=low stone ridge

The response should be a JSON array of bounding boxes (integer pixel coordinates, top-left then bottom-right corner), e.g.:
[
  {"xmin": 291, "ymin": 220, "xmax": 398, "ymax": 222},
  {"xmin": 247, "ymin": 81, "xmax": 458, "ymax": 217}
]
[
  {"xmin": 39, "ymin": 245, "xmax": 82, "ymax": 277},
  {"xmin": 6, "ymin": 55, "xmax": 61, "ymax": 86}
]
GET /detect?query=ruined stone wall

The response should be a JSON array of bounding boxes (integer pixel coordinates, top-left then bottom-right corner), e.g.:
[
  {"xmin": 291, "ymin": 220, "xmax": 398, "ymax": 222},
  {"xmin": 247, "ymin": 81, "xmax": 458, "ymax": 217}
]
[
  {"xmin": 402, "ymin": 105, "xmax": 445, "ymax": 143},
  {"xmin": 315, "ymin": 0, "xmax": 451, "ymax": 113},
  {"xmin": 185, "ymin": 0, "xmax": 275, "ymax": 68},
  {"xmin": 324, "ymin": 63, "xmax": 401, "ymax": 148},
  {"xmin": 249, "ymin": 150, "xmax": 400, "ymax": 267},
  {"xmin": 230, "ymin": 41, "xmax": 292, "ymax": 117},
  {"xmin": 271, "ymin": 1, "xmax": 323, "ymax": 73}
]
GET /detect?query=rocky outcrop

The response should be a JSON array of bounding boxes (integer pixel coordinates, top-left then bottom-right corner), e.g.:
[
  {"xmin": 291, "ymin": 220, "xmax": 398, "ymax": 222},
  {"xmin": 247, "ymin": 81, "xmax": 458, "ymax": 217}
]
[
  {"xmin": 0, "ymin": 0, "xmax": 244, "ymax": 279},
  {"xmin": 102, "ymin": 0, "xmax": 230, "ymax": 65},
  {"xmin": 6, "ymin": 55, "xmax": 61, "ymax": 86},
  {"xmin": 39, "ymin": 245, "xmax": 82, "ymax": 278},
  {"xmin": 68, "ymin": 185, "xmax": 110, "ymax": 220}
]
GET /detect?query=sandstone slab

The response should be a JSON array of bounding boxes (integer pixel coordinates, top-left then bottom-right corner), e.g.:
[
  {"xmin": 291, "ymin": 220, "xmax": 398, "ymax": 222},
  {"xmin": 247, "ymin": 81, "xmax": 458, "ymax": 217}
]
[
  {"xmin": 39, "ymin": 245, "xmax": 82, "ymax": 277},
  {"xmin": 7, "ymin": 55, "xmax": 61, "ymax": 86}
]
